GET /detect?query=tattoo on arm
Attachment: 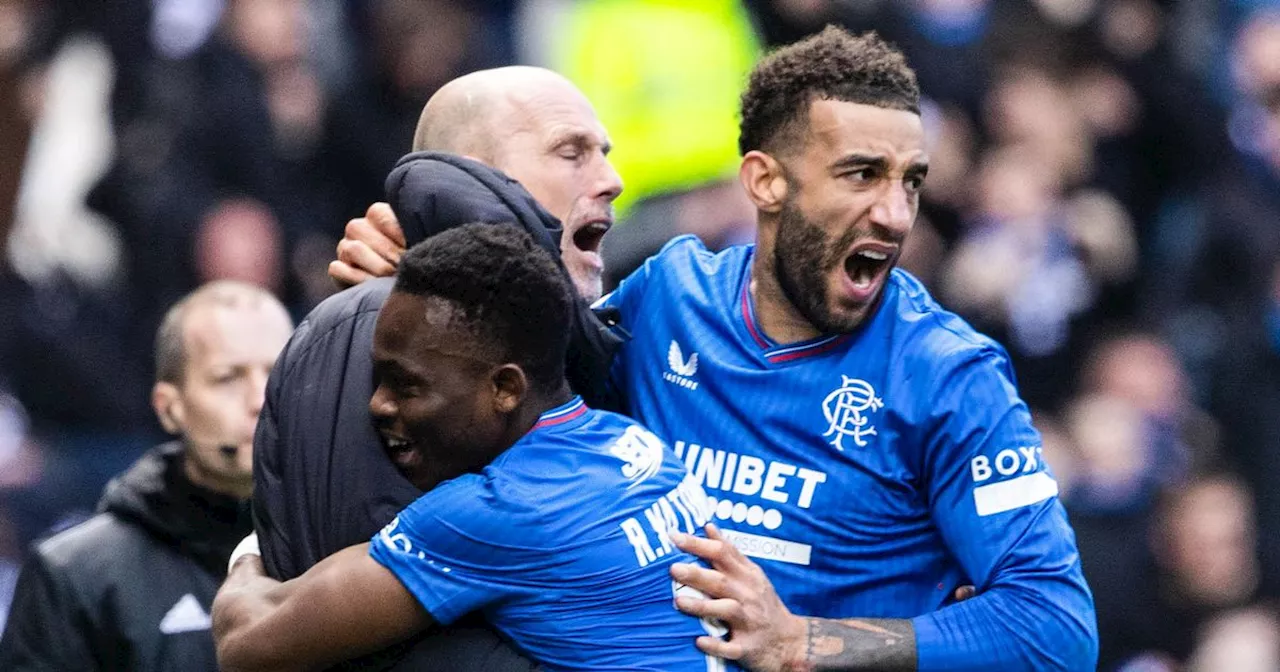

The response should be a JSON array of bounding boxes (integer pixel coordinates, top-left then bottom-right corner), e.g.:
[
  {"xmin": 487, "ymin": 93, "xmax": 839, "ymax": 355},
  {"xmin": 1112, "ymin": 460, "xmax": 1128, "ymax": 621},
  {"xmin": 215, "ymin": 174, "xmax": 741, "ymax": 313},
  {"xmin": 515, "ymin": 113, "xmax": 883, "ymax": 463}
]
[{"xmin": 797, "ymin": 617, "xmax": 917, "ymax": 672}]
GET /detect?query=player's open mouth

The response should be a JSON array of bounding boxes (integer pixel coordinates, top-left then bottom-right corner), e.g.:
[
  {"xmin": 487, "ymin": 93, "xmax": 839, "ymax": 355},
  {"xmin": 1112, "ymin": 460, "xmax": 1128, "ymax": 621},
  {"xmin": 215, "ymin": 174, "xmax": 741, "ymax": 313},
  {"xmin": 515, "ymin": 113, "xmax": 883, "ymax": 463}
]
[
  {"xmin": 842, "ymin": 243, "xmax": 897, "ymax": 300},
  {"xmin": 572, "ymin": 219, "xmax": 611, "ymax": 254},
  {"xmin": 383, "ymin": 435, "xmax": 422, "ymax": 471}
]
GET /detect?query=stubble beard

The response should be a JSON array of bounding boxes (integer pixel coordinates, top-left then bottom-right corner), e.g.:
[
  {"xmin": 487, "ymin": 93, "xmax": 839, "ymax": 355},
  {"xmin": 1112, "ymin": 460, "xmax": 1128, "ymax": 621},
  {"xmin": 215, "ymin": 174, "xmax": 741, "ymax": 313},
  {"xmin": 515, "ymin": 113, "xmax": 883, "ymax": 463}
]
[{"xmin": 772, "ymin": 198, "xmax": 863, "ymax": 335}]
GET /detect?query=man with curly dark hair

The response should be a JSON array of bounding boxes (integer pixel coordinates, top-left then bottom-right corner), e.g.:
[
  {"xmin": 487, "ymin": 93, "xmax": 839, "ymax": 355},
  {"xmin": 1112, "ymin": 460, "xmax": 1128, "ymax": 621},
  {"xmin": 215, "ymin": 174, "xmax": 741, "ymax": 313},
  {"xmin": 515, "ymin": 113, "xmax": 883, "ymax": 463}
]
[
  {"xmin": 211, "ymin": 224, "xmax": 736, "ymax": 672},
  {"xmin": 602, "ymin": 26, "xmax": 1098, "ymax": 671}
]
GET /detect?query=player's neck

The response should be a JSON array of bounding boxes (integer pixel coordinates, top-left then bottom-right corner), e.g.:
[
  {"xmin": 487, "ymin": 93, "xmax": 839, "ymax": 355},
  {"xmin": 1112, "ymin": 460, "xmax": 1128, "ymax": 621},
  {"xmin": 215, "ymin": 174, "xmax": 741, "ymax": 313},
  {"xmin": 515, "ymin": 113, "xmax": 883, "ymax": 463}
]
[
  {"xmin": 749, "ymin": 252, "xmax": 824, "ymax": 344},
  {"xmin": 514, "ymin": 382, "xmax": 575, "ymax": 436}
]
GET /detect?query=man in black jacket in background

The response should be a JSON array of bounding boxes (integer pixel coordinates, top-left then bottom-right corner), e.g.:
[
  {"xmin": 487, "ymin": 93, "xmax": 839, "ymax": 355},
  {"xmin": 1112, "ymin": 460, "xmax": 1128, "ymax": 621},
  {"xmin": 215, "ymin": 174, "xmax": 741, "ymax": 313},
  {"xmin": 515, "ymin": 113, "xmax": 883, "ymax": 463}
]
[{"xmin": 0, "ymin": 281, "xmax": 293, "ymax": 671}]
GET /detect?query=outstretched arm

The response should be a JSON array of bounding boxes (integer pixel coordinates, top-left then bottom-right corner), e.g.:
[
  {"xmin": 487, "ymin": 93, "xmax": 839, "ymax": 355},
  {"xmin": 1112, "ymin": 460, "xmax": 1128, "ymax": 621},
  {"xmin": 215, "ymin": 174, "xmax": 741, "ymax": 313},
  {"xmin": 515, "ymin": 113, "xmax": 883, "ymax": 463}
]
[{"xmin": 213, "ymin": 542, "xmax": 432, "ymax": 672}]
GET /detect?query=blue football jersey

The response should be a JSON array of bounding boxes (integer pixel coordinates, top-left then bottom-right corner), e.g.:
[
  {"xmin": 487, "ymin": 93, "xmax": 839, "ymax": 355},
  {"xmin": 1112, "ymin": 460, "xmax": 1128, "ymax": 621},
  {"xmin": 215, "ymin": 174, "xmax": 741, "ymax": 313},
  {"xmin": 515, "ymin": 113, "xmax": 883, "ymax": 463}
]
[
  {"xmin": 369, "ymin": 397, "xmax": 735, "ymax": 672},
  {"xmin": 603, "ymin": 237, "xmax": 1097, "ymax": 670}
]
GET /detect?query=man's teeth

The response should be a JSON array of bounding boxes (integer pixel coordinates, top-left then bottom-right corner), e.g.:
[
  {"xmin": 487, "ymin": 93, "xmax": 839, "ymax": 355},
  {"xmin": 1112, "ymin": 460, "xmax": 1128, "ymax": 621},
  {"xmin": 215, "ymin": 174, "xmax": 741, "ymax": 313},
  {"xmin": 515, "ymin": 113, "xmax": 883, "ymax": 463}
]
[
  {"xmin": 387, "ymin": 438, "xmax": 409, "ymax": 449},
  {"xmin": 856, "ymin": 249, "xmax": 889, "ymax": 261}
]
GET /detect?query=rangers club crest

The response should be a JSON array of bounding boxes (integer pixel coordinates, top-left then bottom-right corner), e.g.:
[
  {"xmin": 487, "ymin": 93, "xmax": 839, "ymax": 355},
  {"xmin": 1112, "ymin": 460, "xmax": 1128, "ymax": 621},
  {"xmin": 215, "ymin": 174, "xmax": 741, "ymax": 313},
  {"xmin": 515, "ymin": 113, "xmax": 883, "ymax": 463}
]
[{"xmin": 822, "ymin": 375, "xmax": 883, "ymax": 451}]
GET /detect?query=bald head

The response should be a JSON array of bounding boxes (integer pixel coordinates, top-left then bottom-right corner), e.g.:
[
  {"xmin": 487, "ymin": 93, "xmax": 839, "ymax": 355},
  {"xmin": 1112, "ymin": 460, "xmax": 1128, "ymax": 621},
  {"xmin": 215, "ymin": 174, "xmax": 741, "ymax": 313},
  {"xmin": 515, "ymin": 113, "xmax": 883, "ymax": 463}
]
[
  {"xmin": 410, "ymin": 65, "xmax": 623, "ymax": 302},
  {"xmin": 412, "ymin": 66, "xmax": 589, "ymax": 163}
]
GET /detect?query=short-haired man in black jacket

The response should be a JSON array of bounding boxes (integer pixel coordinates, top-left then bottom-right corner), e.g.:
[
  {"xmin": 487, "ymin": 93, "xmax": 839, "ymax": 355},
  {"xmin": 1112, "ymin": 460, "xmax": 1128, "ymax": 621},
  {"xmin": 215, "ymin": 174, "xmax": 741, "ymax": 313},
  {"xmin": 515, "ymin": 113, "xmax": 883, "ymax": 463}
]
[{"xmin": 0, "ymin": 281, "xmax": 293, "ymax": 672}]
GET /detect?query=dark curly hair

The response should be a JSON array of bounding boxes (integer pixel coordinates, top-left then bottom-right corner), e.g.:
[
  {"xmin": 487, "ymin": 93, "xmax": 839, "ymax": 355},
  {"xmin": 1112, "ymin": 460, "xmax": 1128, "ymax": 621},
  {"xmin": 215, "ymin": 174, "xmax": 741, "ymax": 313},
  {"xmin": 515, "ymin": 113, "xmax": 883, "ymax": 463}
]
[
  {"xmin": 739, "ymin": 26, "xmax": 920, "ymax": 156},
  {"xmin": 394, "ymin": 222, "xmax": 570, "ymax": 394}
]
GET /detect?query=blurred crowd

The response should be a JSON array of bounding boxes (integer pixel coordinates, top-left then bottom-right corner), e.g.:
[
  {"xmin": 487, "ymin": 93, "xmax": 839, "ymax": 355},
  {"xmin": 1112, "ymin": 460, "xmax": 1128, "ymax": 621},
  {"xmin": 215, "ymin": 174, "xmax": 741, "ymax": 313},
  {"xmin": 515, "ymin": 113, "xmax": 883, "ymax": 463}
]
[{"xmin": 0, "ymin": 0, "xmax": 1278, "ymax": 669}]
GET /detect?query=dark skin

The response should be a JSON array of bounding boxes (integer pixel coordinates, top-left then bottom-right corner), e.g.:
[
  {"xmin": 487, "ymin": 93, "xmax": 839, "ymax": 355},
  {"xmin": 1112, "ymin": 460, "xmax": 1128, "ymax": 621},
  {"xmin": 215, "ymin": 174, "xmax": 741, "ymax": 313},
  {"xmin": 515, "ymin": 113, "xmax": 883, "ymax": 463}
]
[{"xmin": 212, "ymin": 291, "xmax": 564, "ymax": 672}]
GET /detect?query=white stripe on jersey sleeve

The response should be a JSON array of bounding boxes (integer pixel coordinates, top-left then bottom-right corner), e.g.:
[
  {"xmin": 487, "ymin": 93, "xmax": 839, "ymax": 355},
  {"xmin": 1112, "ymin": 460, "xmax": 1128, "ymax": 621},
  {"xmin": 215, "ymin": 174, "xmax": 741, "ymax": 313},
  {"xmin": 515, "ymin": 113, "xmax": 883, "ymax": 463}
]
[{"xmin": 973, "ymin": 472, "xmax": 1059, "ymax": 517}]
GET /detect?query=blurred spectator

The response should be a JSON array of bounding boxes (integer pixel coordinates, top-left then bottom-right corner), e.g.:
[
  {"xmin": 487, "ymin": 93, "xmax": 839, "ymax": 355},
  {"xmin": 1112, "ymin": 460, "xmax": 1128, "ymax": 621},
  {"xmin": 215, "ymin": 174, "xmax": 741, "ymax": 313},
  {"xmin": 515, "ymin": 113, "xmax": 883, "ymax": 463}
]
[
  {"xmin": 1149, "ymin": 476, "xmax": 1262, "ymax": 650},
  {"xmin": 0, "ymin": 282, "xmax": 293, "ymax": 671},
  {"xmin": 194, "ymin": 197, "xmax": 284, "ymax": 293},
  {"xmin": 326, "ymin": 0, "xmax": 516, "ymax": 215},
  {"xmin": 1080, "ymin": 474, "xmax": 1263, "ymax": 669},
  {"xmin": 1082, "ymin": 331, "xmax": 1219, "ymax": 472},
  {"xmin": 1186, "ymin": 606, "xmax": 1280, "ymax": 672},
  {"xmin": 1054, "ymin": 331, "xmax": 1226, "ymax": 669},
  {"xmin": 941, "ymin": 142, "xmax": 1137, "ymax": 407}
]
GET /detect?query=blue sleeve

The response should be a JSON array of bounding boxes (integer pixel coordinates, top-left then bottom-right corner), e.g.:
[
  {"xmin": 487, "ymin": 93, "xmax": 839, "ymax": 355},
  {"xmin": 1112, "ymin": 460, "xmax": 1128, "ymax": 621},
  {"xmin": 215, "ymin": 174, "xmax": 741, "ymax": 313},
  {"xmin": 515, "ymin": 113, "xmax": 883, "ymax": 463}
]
[
  {"xmin": 368, "ymin": 478, "xmax": 511, "ymax": 625},
  {"xmin": 910, "ymin": 350, "xmax": 1098, "ymax": 672}
]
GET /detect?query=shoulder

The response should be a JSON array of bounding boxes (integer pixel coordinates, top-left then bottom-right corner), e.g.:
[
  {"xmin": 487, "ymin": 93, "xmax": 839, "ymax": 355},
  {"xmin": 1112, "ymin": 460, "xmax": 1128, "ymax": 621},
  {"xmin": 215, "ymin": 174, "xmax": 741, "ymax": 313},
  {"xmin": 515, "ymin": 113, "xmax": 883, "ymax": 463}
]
[
  {"xmin": 885, "ymin": 269, "xmax": 1010, "ymax": 372},
  {"xmin": 28, "ymin": 513, "xmax": 152, "ymax": 592},
  {"xmin": 489, "ymin": 411, "xmax": 674, "ymax": 502},
  {"xmin": 279, "ymin": 278, "xmax": 392, "ymax": 371},
  {"xmin": 609, "ymin": 236, "xmax": 751, "ymax": 314},
  {"xmin": 306, "ymin": 277, "xmax": 394, "ymax": 324},
  {"xmin": 35, "ymin": 514, "xmax": 138, "ymax": 565},
  {"xmin": 648, "ymin": 235, "xmax": 750, "ymax": 281}
]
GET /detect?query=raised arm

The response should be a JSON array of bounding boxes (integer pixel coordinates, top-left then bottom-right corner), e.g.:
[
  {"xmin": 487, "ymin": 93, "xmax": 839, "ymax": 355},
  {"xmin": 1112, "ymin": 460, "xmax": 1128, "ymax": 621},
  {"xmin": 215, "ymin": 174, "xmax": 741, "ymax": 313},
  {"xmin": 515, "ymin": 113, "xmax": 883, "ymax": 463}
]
[
  {"xmin": 329, "ymin": 202, "xmax": 406, "ymax": 288},
  {"xmin": 212, "ymin": 541, "xmax": 431, "ymax": 672}
]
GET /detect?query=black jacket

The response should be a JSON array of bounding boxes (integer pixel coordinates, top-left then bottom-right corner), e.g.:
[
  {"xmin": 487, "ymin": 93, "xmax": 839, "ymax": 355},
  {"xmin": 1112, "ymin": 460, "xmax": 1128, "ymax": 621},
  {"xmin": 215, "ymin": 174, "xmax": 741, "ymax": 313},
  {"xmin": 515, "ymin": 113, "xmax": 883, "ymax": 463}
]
[
  {"xmin": 252, "ymin": 153, "xmax": 621, "ymax": 670},
  {"xmin": 0, "ymin": 442, "xmax": 253, "ymax": 671}
]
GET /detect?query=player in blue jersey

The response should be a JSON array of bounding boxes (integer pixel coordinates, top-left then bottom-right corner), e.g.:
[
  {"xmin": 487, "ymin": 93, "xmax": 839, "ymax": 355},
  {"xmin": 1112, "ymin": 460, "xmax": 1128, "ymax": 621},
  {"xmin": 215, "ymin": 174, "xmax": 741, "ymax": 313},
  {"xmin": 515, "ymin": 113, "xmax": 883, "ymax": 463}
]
[
  {"xmin": 596, "ymin": 27, "xmax": 1098, "ymax": 672},
  {"xmin": 211, "ymin": 224, "xmax": 733, "ymax": 672}
]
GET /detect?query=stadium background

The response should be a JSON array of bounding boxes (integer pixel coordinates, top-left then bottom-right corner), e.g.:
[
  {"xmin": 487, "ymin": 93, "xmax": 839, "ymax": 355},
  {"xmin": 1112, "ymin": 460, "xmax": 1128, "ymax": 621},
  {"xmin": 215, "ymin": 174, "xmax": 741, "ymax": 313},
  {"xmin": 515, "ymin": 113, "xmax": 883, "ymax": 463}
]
[{"xmin": 0, "ymin": 0, "xmax": 1277, "ymax": 669}]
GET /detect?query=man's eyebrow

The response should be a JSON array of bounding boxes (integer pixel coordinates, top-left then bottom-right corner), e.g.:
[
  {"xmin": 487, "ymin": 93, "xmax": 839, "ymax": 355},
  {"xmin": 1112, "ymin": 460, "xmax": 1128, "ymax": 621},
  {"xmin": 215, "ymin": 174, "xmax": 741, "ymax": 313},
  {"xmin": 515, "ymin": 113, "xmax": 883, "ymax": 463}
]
[
  {"xmin": 372, "ymin": 357, "xmax": 417, "ymax": 379},
  {"xmin": 830, "ymin": 154, "xmax": 930, "ymax": 176},
  {"xmin": 905, "ymin": 160, "xmax": 929, "ymax": 176},
  {"xmin": 550, "ymin": 129, "xmax": 609, "ymax": 153},
  {"xmin": 831, "ymin": 154, "xmax": 889, "ymax": 172}
]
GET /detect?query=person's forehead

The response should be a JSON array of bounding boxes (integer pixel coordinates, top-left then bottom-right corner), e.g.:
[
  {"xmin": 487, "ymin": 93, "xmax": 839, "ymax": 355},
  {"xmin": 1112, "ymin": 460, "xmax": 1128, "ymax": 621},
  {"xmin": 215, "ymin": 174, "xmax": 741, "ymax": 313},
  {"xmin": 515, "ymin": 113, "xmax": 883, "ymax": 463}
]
[
  {"xmin": 514, "ymin": 87, "xmax": 608, "ymax": 143},
  {"xmin": 375, "ymin": 293, "xmax": 464, "ymax": 359},
  {"xmin": 802, "ymin": 99, "xmax": 926, "ymax": 162},
  {"xmin": 182, "ymin": 302, "xmax": 289, "ymax": 363}
]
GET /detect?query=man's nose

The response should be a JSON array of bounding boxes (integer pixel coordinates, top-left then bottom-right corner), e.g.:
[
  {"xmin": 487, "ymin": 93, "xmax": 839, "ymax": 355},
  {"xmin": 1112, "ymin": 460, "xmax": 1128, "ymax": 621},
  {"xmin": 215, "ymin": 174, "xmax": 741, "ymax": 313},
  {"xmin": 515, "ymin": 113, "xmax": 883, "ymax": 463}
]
[
  {"xmin": 369, "ymin": 384, "xmax": 397, "ymax": 420},
  {"xmin": 868, "ymin": 182, "xmax": 915, "ymax": 237},
  {"xmin": 591, "ymin": 155, "xmax": 624, "ymax": 204}
]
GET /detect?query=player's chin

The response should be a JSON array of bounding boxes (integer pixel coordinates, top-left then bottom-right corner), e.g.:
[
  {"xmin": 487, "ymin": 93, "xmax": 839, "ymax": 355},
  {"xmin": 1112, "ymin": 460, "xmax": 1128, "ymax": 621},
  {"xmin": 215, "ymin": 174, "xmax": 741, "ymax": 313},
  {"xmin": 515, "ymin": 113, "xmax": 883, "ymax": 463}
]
[
  {"xmin": 221, "ymin": 442, "xmax": 254, "ymax": 473},
  {"xmin": 822, "ymin": 294, "xmax": 877, "ymax": 334}
]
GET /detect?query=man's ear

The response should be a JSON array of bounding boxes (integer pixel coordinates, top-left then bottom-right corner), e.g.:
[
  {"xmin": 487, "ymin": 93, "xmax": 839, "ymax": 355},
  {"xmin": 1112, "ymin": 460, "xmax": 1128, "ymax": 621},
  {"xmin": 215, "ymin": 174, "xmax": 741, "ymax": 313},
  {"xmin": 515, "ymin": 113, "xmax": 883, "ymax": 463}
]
[
  {"xmin": 739, "ymin": 150, "xmax": 789, "ymax": 215},
  {"xmin": 152, "ymin": 382, "xmax": 185, "ymax": 434},
  {"xmin": 490, "ymin": 364, "xmax": 528, "ymax": 415}
]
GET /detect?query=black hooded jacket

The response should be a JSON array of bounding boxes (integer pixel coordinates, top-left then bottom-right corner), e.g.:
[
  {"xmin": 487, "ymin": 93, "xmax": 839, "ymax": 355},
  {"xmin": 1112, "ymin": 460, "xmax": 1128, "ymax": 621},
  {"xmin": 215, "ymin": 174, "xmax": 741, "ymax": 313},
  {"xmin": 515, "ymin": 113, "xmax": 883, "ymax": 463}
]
[
  {"xmin": 0, "ymin": 442, "xmax": 253, "ymax": 671},
  {"xmin": 252, "ymin": 153, "xmax": 621, "ymax": 670}
]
